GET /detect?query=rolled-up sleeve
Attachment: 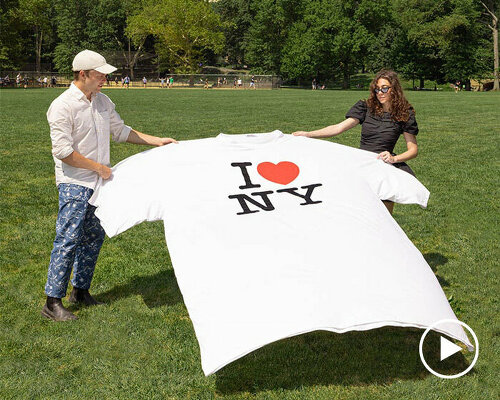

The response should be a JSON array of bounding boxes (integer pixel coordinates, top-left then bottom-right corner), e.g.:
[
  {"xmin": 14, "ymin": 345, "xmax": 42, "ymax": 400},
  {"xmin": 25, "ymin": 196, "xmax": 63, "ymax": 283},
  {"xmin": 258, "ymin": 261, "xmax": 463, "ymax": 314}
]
[
  {"xmin": 47, "ymin": 100, "xmax": 74, "ymax": 160},
  {"xmin": 108, "ymin": 99, "xmax": 131, "ymax": 143}
]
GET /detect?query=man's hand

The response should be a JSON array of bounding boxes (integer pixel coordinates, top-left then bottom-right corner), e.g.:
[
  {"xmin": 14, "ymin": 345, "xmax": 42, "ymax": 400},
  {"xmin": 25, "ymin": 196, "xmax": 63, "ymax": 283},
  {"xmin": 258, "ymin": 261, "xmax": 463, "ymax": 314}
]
[
  {"xmin": 156, "ymin": 137, "xmax": 178, "ymax": 146},
  {"xmin": 61, "ymin": 151, "xmax": 112, "ymax": 179},
  {"xmin": 127, "ymin": 129, "xmax": 178, "ymax": 146},
  {"xmin": 97, "ymin": 164, "xmax": 112, "ymax": 179},
  {"xmin": 292, "ymin": 131, "xmax": 310, "ymax": 137}
]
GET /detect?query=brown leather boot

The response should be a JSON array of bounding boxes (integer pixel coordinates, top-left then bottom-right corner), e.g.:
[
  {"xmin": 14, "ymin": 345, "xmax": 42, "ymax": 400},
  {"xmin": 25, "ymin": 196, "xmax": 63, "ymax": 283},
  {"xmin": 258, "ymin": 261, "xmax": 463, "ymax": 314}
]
[
  {"xmin": 68, "ymin": 287, "xmax": 103, "ymax": 306},
  {"xmin": 41, "ymin": 297, "xmax": 78, "ymax": 321}
]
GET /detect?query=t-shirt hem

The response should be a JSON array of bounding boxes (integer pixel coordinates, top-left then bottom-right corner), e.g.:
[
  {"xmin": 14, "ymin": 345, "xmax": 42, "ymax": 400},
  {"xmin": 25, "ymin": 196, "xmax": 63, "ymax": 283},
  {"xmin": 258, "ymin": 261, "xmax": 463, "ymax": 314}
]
[{"xmin": 202, "ymin": 319, "xmax": 473, "ymax": 376}]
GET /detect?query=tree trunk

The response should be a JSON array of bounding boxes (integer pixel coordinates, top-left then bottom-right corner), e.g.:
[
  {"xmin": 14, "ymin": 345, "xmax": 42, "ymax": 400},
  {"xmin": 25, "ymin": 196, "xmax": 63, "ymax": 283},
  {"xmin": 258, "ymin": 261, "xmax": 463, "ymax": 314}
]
[
  {"xmin": 482, "ymin": 1, "xmax": 499, "ymax": 91},
  {"xmin": 419, "ymin": 77, "xmax": 424, "ymax": 89},
  {"xmin": 128, "ymin": 42, "xmax": 144, "ymax": 80},
  {"xmin": 493, "ymin": 18, "xmax": 499, "ymax": 90},
  {"xmin": 342, "ymin": 65, "xmax": 350, "ymax": 89},
  {"xmin": 35, "ymin": 27, "xmax": 42, "ymax": 72}
]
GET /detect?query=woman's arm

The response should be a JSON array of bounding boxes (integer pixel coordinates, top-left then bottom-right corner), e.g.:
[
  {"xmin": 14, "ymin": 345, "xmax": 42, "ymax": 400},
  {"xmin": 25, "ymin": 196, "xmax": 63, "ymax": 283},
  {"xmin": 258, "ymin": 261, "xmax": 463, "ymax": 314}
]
[
  {"xmin": 292, "ymin": 117, "xmax": 359, "ymax": 138},
  {"xmin": 377, "ymin": 132, "xmax": 418, "ymax": 163}
]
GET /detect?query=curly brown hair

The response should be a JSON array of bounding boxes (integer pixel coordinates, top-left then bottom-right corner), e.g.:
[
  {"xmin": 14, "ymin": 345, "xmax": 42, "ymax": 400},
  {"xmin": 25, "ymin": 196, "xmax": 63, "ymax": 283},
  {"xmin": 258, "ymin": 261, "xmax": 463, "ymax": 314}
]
[{"xmin": 366, "ymin": 70, "xmax": 414, "ymax": 122}]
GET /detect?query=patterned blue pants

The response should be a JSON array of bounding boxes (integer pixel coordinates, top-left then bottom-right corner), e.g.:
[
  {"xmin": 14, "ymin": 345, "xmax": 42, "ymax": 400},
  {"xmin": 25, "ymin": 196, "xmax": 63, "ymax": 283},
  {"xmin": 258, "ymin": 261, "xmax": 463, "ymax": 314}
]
[{"xmin": 45, "ymin": 183, "xmax": 105, "ymax": 298}]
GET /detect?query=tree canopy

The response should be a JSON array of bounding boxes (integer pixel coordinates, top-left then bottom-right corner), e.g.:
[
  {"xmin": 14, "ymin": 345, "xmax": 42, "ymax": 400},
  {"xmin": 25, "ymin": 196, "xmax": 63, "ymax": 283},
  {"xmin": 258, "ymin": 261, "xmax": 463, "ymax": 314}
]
[{"xmin": 1, "ymin": 0, "xmax": 498, "ymax": 88}]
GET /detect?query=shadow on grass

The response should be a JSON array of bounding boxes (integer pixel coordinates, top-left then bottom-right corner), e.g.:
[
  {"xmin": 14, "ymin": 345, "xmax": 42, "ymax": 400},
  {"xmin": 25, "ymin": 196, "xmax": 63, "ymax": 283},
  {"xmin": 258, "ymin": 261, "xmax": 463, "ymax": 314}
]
[
  {"xmin": 423, "ymin": 252, "xmax": 450, "ymax": 287},
  {"xmin": 215, "ymin": 327, "xmax": 471, "ymax": 394},
  {"xmin": 96, "ymin": 269, "xmax": 182, "ymax": 308}
]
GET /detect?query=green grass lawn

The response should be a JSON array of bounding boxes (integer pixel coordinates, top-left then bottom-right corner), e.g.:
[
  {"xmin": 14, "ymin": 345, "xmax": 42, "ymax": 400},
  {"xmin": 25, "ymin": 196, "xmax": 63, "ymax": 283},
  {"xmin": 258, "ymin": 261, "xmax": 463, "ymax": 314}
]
[{"xmin": 0, "ymin": 87, "xmax": 499, "ymax": 399}]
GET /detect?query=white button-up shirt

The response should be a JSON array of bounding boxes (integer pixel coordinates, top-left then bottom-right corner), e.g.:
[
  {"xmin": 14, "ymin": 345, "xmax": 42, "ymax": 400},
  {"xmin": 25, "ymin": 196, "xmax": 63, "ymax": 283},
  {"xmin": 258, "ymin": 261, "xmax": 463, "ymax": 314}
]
[{"xmin": 47, "ymin": 83, "xmax": 131, "ymax": 189}]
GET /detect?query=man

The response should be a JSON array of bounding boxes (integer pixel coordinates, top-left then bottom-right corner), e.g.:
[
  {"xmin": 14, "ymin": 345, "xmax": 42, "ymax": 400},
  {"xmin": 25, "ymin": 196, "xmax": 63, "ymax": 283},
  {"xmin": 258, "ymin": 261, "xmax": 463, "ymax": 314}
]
[{"xmin": 42, "ymin": 50, "xmax": 177, "ymax": 321}]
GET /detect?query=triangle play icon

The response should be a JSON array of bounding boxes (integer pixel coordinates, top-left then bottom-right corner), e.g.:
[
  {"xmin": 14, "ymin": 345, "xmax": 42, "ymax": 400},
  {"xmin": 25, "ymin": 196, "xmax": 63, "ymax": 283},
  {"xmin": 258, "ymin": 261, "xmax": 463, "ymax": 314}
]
[{"xmin": 440, "ymin": 336, "xmax": 462, "ymax": 361}]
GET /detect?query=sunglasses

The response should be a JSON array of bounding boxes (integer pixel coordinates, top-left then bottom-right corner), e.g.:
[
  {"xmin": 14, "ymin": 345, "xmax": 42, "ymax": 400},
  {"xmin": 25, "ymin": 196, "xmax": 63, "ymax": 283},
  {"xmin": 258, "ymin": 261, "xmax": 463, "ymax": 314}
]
[{"xmin": 374, "ymin": 86, "xmax": 391, "ymax": 94}]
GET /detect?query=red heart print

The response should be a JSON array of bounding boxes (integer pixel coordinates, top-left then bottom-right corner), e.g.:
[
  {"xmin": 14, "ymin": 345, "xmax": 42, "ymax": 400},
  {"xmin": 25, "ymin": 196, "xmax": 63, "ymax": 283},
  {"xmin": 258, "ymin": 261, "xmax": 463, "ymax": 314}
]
[{"xmin": 257, "ymin": 161, "xmax": 300, "ymax": 185}]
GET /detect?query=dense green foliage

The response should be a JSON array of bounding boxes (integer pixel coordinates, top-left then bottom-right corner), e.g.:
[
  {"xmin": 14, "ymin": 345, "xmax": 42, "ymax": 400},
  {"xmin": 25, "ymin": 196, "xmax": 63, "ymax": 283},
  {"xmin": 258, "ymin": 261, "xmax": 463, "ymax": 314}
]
[
  {"xmin": 0, "ymin": 87, "xmax": 499, "ymax": 398},
  {"xmin": 127, "ymin": 0, "xmax": 225, "ymax": 73},
  {"xmin": 1, "ymin": 0, "xmax": 498, "ymax": 86}
]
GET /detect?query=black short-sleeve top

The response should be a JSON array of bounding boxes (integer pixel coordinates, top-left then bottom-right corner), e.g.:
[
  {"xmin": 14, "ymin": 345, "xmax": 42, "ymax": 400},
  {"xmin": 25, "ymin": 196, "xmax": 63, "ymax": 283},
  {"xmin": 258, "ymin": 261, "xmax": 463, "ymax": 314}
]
[{"xmin": 345, "ymin": 100, "xmax": 418, "ymax": 154}]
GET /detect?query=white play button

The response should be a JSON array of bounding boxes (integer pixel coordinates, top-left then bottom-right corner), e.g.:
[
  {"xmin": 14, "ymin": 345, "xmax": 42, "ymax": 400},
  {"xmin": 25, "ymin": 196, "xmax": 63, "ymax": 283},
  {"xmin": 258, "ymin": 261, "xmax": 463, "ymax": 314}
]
[
  {"xmin": 419, "ymin": 319, "xmax": 479, "ymax": 379},
  {"xmin": 440, "ymin": 336, "xmax": 462, "ymax": 361}
]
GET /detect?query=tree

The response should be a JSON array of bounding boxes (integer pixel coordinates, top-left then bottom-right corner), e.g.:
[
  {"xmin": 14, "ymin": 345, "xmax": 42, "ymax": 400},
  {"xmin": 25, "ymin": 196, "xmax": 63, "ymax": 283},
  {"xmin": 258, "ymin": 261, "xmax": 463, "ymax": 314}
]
[
  {"xmin": 17, "ymin": 0, "xmax": 53, "ymax": 72},
  {"xmin": 280, "ymin": 0, "xmax": 389, "ymax": 88},
  {"xmin": 0, "ymin": 0, "xmax": 30, "ymax": 70},
  {"xmin": 120, "ymin": 0, "xmax": 151, "ymax": 78},
  {"xmin": 52, "ymin": 0, "xmax": 93, "ymax": 73},
  {"xmin": 243, "ymin": 0, "xmax": 304, "ymax": 75},
  {"xmin": 127, "ymin": 0, "xmax": 224, "ymax": 73},
  {"xmin": 53, "ymin": 0, "xmax": 131, "ymax": 74},
  {"xmin": 393, "ymin": 0, "xmax": 492, "ymax": 89},
  {"xmin": 481, "ymin": 0, "xmax": 499, "ymax": 90},
  {"xmin": 281, "ymin": 20, "xmax": 322, "ymax": 82},
  {"xmin": 86, "ymin": 0, "xmax": 127, "ymax": 52},
  {"xmin": 213, "ymin": 0, "xmax": 254, "ymax": 65}
]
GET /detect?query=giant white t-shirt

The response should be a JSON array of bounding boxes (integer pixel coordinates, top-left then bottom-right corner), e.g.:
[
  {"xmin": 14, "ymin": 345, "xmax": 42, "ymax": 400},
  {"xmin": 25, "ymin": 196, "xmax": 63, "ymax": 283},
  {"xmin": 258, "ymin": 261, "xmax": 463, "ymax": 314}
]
[{"xmin": 89, "ymin": 130, "xmax": 472, "ymax": 375}]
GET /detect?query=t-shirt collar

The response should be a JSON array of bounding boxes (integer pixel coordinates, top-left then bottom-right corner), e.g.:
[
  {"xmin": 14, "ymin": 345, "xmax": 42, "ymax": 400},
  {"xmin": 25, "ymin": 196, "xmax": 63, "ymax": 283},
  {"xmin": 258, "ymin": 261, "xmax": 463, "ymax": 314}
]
[{"xmin": 216, "ymin": 130, "xmax": 285, "ymax": 147}]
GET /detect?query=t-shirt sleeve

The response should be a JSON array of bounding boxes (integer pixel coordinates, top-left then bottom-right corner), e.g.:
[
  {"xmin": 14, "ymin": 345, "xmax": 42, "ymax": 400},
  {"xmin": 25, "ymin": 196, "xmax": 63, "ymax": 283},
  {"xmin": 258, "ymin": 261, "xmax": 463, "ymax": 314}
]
[
  {"xmin": 311, "ymin": 140, "xmax": 430, "ymax": 207},
  {"xmin": 403, "ymin": 109, "xmax": 419, "ymax": 135},
  {"xmin": 88, "ymin": 147, "xmax": 168, "ymax": 237},
  {"xmin": 345, "ymin": 100, "xmax": 367, "ymax": 124},
  {"xmin": 357, "ymin": 156, "xmax": 429, "ymax": 207}
]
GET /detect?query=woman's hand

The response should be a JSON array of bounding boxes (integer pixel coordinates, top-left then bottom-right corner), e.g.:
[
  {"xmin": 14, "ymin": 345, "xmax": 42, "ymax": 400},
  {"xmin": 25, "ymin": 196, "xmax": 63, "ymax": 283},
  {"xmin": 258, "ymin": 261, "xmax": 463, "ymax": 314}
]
[
  {"xmin": 377, "ymin": 151, "xmax": 396, "ymax": 164},
  {"xmin": 292, "ymin": 131, "xmax": 310, "ymax": 137}
]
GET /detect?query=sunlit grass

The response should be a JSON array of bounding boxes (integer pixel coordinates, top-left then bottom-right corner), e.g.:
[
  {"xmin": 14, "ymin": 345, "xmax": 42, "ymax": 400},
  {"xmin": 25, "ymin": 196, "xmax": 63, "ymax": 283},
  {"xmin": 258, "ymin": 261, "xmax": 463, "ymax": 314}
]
[{"xmin": 0, "ymin": 87, "xmax": 498, "ymax": 399}]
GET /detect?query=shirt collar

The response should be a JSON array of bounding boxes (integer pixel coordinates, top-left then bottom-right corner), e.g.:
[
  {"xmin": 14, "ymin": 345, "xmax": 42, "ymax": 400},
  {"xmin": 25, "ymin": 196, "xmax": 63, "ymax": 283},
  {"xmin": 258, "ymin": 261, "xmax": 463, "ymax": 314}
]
[{"xmin": 69, "ymin": 82, "xmax": 96, "ymax": 102}]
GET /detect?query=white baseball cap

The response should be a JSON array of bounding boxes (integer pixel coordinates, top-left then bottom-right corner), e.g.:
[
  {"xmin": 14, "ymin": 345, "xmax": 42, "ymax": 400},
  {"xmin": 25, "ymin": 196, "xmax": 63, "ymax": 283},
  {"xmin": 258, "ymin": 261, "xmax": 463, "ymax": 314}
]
[{"xmin": 72, "ymin": 50, "xmax": 117, "ymax": 74}]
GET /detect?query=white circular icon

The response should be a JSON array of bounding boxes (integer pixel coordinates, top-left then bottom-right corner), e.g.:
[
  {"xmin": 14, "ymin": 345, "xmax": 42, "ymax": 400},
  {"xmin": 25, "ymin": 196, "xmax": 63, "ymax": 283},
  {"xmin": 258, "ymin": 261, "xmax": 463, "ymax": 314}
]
[{"xmin": 419, "ymin": 319, "xmax": 479, "ymax": 379}]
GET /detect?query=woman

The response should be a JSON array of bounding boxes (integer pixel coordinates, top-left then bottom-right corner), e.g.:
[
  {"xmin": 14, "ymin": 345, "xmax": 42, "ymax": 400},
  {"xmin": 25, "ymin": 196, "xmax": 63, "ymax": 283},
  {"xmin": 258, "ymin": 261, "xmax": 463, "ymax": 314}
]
[{"xmin": 293, "ymin": 69, "xmax": 419, "ymax": 214}]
